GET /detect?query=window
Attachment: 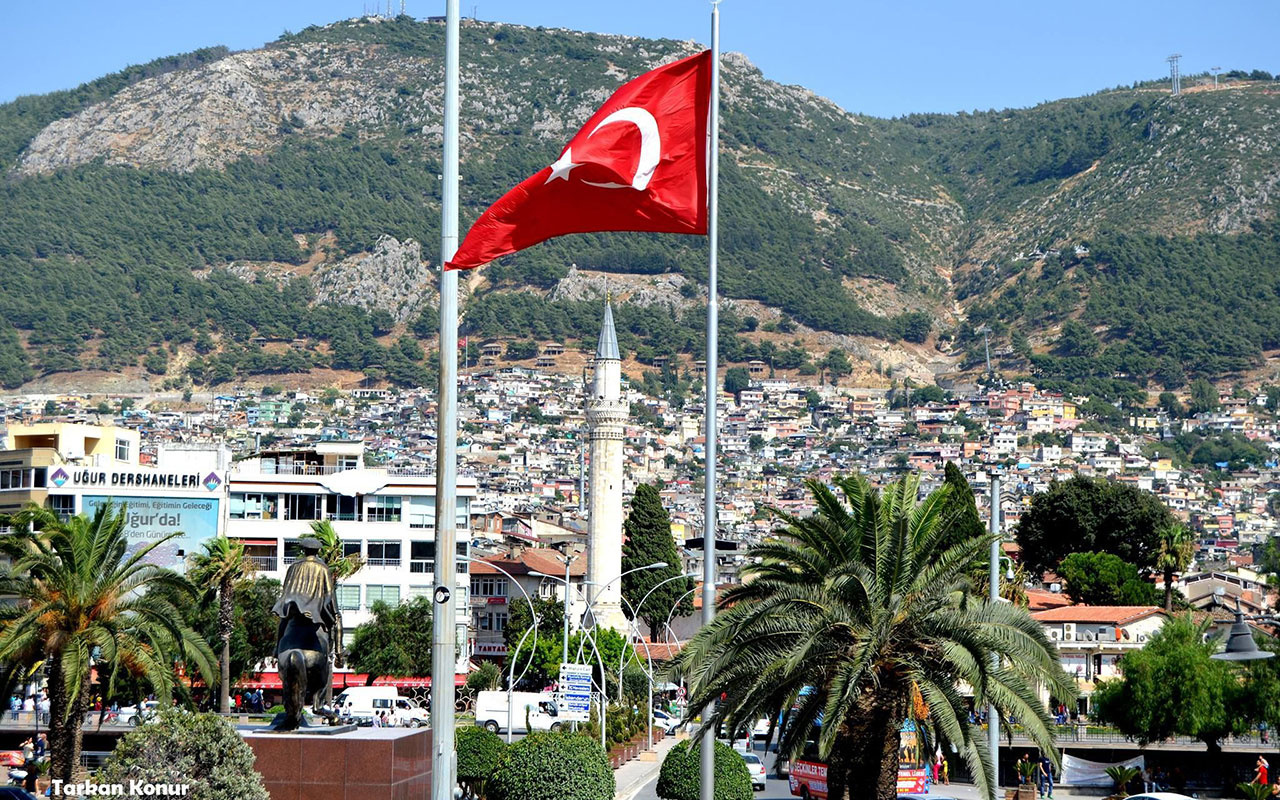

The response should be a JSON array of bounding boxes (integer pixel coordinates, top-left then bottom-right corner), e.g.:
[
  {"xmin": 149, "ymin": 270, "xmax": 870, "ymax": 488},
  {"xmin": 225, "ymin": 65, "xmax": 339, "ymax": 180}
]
[
  {"xmin": 480, "ymin": 612, "xmax": 507, "ymax": 631},
  {"xmin": 336, "ymin": 585, "xmax": 360, "ymax": 612},
  {"xmin": 32, "ymin": 468, "xmax": 46, "ymax": 488},
  {"xmin": 0, "ymin": 469, "xmax": 31, "ymax": 490},
  {"xmin": 47, "ymin": 495, "xmax": 74, "ymax": 519},
  {"xmin": 230, "ymin": 493, "xmax": 265, "ymax": 520},
  {"xmin": 337, "ymin": 455, "xmax": 359, "ymax": 471},
  {"xmin": 343, "ymin": 541, "xmax": 362, "ymax": 559},
  {"xmin": 367, "ymin": 496, "xmax": 402, "ymax": 523},
  {"xmin": 284, "ymin": 494, "xmax": 321, "ymax": 521},
  {"xmin": 410, "ymin": 541, "xmax": 435, "ymax": 574},
  {"xmin": 407, "ymin": 586, "xmax": 432, "ymax": 600},
  {"xmin": 470, "ymin": 577, "xmax": 507, "ymax": 598},
  {"xmin": 325, "ymin": 495, "xmax": 360, "ymax": 521},
  {"xmin": 366, "ymin": 585, "xmax": 401, "ymax": 608},
  {"xmin": 366, "ymin": 541, "xmax": 401, "ymax": 568},
  {"xmin": 115, "ymin": 439, "xmax": 131, "ymax": 462}
]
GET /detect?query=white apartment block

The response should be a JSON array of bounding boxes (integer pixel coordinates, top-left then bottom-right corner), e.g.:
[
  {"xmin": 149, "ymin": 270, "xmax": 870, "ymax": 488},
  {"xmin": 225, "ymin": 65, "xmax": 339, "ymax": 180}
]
[{"xmin": 224, "ymin": 441, "xmax": 476, "ymax": 667}]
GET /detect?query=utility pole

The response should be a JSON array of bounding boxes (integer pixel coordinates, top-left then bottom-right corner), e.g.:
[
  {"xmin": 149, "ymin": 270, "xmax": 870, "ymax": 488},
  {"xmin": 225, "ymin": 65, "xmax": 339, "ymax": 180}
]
[{"xmin": 1167, "ymin": 53, "xmax": 1182, "ymax": 96}]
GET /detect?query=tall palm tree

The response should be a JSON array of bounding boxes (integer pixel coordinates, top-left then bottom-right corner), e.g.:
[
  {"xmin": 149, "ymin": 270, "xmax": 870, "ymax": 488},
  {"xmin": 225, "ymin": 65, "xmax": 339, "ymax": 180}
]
[
  {"xmin": 0, "ymin": 502, "xmax": 215, "ymax": 787},
  {"xmin": 1156, "ymin": 523, "xmax": 1195, "ymax": 612},
  {"xmin": 308, "ymin": 519, "xmax": 363, "ymax": 581},
  {"xmin": 189, "ymin": 537, "xmax": 255, "ymax": 713},
  {"xmin": 306, "ymin": 519, "xmax": 362, "ymax": 675},
  {"xmin": 676, "ymin": 474, "xmax": 1074, "ymax": 800}
]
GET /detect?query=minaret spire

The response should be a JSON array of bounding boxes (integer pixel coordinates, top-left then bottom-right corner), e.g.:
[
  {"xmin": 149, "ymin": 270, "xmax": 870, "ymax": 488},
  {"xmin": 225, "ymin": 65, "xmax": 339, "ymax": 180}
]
[{"xmin": 586, "ymin": 301, "xmax": 628, "ymax": 631}]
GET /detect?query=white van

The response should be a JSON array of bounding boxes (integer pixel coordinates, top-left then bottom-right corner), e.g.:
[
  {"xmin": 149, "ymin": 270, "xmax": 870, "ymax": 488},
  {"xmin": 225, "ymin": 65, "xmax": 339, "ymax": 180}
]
[
  {"xmin": 333, "ymin": 686, "xmax": 429, "ymax": 727},
  {"xmin": 474, "ymin": 691, "xmax": 563, "ymax": 734}
]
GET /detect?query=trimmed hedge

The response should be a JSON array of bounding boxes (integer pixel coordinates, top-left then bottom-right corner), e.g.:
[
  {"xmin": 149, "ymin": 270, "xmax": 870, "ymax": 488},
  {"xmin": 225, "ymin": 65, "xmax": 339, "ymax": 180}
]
[
  {"xmin": 96, "ymin": 710, "xmax": 268, "ymax": 800},
  {"xmin": 457, "ymin": 725, "xmax": 506, "ymax": 798},
  {"xmin": 488, "ymin": 731, "xmax": 614, "ymax": 800},
  {"xmin": 656, "ymin": 740, "xmax": 753, "ymax": 800}
]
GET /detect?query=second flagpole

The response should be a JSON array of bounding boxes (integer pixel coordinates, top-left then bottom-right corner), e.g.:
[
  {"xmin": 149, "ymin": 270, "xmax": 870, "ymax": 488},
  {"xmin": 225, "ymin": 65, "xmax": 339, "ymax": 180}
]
[{"xmin": 700, "ymin": 4, "xmax": 721, "ymax": 800}]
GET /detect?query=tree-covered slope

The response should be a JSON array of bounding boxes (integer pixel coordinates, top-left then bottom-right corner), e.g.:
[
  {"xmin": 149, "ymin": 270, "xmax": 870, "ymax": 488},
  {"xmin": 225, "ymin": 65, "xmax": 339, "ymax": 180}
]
[{"xmin": 0, "ymin": 15, "xmax": 1277, "ymax": 392}]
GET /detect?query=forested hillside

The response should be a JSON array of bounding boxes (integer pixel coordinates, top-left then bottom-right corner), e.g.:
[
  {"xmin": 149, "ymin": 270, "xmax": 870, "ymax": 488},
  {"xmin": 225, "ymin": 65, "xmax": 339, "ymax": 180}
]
[{"xmin": 0, "ymin": 15, "xmax": 1277, "ymax": 394}]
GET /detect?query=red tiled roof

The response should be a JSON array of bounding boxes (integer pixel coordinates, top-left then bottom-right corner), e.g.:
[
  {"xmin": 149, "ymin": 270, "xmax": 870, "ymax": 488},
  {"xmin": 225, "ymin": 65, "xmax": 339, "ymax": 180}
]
[
  {"xmin": 1030, "ymin": 605, "xmax": 1165, "ymax": 625},
  {"xmin": 469, "ymin": 550, "xmax": 588, "ymax": 578},
  {"xmin": 637, "ymin": 640, "xmax": 686, "ymax": 662},
  {"xmin": 1025, "ymin": 588, "xmax": 1073, "ymax": 612}
]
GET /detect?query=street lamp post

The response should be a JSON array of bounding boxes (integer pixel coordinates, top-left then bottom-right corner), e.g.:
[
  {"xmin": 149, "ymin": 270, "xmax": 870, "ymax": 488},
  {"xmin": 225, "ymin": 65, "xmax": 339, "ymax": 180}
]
[
  {"xmin": 1210, "ymin": 601, "xmax": 1277, "ymax": 662},
  {"xmin": 458, "ymin": 556, "xmax": 540, "ymax": 744},
  {"xmin": 615, "ymin": 573, "xmax": 696, "ymax": 747},
  {"xmin": 664, "ymin": 586, "xmax": 698, "ymax": 643},
  {"xmin": 988, "ymin": 472, "xmax": 1002, "ymax": 800}
]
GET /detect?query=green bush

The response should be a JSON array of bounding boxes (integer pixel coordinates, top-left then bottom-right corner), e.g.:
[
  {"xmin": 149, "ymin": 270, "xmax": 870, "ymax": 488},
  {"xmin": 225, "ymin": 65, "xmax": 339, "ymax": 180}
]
[
  {"xmin": 265, "ymin": 704, "xmax": 285, "ymax": 715},
  {"xmin": 488, "ymin": 731, "xmax": 614, "ymax": 800},
  {"xmin": 657, "ymin": 740, "xmax": 752, "ymax": 800},
  {"xmin": 467, "ymin": 661, "xmax": 502, "ymax": 693},
  {"xmin": 456, "ymin": 726, "xmax": 506, "ymax": 799},
  {"xmin": 96, "ymin": 710, "xmax": 268, "ymax": 800}
]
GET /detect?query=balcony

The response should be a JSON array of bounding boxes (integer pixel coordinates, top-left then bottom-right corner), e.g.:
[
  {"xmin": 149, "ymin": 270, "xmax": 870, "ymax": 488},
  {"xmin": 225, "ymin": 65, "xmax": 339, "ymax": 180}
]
[
  {"xmin": 247, "ymin": 555, "xmax": 279, "ymax": 571},
  {"xmin": 410, "ymin": 559, "xmax": 434, "ymax": 574},
  {"xmin": 365, "ymin": 558, "xmax": 401, "ymax": 568}
]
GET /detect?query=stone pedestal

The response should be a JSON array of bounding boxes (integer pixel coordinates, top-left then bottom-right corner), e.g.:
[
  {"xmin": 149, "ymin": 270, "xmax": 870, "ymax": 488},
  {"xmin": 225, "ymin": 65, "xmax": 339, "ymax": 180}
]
[{"xmin": 243, "ymin": 726, "xmax": 431, "ymax": 800}]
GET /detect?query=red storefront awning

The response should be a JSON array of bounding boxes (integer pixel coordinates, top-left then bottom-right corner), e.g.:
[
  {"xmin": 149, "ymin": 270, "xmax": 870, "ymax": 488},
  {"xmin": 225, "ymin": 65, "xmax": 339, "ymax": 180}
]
[{"xmin": 236, "ymin": 672, "xmax": 463, "ymax": 690}]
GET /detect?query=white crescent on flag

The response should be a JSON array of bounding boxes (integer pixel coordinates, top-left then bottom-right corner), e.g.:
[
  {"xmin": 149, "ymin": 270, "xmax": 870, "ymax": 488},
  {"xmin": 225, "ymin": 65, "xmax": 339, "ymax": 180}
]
[{"xmin": 544, "ymin": 106, "xmax": 662, "ymax": 191}]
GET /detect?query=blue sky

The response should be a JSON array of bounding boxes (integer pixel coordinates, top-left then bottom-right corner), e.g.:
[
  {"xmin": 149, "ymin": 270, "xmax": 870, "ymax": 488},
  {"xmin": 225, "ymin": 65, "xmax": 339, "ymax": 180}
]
[{"xmin": 2, "ymin": 1, "xmax": 1277, "ymax": 117}]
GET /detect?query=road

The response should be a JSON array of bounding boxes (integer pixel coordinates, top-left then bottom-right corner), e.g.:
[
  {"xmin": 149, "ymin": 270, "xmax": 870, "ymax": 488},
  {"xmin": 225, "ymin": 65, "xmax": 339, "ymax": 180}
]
[{"xmin": 630, "ymin": 773, "xmax": 984, "ymax": 800}]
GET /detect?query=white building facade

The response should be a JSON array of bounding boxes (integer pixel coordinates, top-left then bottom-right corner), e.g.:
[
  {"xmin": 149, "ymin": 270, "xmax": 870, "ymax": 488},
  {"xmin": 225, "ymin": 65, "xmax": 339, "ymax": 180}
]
[{"xmin": 224, "ymin": 441, "xmax": 476, "ymax": 668}]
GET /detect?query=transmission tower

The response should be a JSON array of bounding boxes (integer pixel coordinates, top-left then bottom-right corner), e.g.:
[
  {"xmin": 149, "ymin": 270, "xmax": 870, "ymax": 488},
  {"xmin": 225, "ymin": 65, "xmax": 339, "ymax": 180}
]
[
  {"xmin": 1167, "ymin": 53, "xmax": 1182, "ymax": 96},
  {"xmin": 1211, "ymin": 66, "xmax": 1221, "ymax": 86},
  {"xmin": 976, "ymin": 325, "xmax": 993, "ymax": 376}
]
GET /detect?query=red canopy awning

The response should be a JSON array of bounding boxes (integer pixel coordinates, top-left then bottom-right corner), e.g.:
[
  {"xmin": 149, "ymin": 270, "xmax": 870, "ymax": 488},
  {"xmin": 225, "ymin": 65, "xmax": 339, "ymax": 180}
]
[{"xmin": 236, "ymin": 672, "xmax": 463, "ymax": 690}]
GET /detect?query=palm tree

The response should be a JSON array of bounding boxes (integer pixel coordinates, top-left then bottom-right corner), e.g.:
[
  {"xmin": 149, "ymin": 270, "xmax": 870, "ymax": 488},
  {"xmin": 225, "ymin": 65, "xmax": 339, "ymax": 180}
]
[
  {"xmin": 188, "ymin": 537, "xmax": 255, "ymax": 714},
  {"xmin": 675, "ymin": 474, "xmax": 1074, "ymax": 800},
  {"xmin": 308, "ymin": 519, "xmax": 363, "ymax": 581},
  {"xmin": 306, "ymin": 519, "xmax": 362, "ymax": 674},
  {"xmin": 0, "ymin": 502, "xmax": 215, "ymax": 787},
  {"xmin": 1156, "ymin": 523, "xmax": 1194, "ymax": 612}
]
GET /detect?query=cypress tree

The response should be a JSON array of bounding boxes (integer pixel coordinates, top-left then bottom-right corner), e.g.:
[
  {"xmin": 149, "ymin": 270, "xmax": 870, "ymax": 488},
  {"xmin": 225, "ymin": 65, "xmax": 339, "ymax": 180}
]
[
  {"xmin": 621, "ymin": 484, "xmax": 693, "ymax": 640},
  {"xmin": 939, "ymin": 461, "xmax": 986, "ymax": 549}
]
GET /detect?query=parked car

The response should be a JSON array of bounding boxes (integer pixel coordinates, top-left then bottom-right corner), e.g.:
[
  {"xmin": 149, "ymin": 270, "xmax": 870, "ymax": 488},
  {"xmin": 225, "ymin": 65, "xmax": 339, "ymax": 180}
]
[
  {"xmin": 652, "ymin": 709, "xmax": 683, "ymax": 734},
  {"xmin": 741, "ymin": 752, "xmax": 767, "ymax": 791}
]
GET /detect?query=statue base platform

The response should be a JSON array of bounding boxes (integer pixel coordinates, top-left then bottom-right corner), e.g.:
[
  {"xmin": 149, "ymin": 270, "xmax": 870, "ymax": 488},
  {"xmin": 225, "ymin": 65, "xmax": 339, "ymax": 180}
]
[
  {"xmin": 243, "ymin": 726, "xmax": 431, "ymax": 800},
  {"xmin": 263, "ymin": 712, "xmax": 357, "ymax": 735}
]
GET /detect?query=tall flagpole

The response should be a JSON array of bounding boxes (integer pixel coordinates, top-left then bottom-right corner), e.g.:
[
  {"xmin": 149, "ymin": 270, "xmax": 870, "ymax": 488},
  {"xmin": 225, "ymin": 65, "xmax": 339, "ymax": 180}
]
[
  {"xmin": 431, "ymin": 1, "xmax": 460, "ymax": 800},
  {"xmin": 700, "ymin": 5, "xmax": 721, "ymax": 800}
]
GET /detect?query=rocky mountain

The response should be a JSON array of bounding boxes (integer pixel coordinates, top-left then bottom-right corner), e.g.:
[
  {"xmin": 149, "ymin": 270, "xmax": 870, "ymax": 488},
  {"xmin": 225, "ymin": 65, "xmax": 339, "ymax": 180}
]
[{"xmin": 1, "ymin": 16, "xmax": 1277, "ymax": 397}]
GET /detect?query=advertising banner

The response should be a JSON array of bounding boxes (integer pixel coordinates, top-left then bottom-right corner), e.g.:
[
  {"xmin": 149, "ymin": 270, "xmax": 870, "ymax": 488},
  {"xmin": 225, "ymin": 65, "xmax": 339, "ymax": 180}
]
[{"xmin": 82, "ymin": 495, "xmax": 220, "ymax": 571}]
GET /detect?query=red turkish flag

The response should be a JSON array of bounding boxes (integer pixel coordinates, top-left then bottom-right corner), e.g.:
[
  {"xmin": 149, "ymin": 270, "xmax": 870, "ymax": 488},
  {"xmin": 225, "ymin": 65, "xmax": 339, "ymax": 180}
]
[{"xmin": 446, "ymin": 50, "xmax": 711, "ymax": 270}]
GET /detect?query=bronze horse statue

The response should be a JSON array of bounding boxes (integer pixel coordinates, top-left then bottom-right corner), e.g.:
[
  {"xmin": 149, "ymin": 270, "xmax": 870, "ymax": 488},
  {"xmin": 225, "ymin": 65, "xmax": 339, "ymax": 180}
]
[{"xmin": 270, "ymin": 536, "xmax": 342, "ymax": 730}]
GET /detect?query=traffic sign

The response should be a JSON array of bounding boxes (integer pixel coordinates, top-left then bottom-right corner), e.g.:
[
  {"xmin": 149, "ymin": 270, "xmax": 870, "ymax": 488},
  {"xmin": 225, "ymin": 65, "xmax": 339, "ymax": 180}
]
[{"xmin": 557, "ymin": 663, "xmax": 594, "ymax": 722}]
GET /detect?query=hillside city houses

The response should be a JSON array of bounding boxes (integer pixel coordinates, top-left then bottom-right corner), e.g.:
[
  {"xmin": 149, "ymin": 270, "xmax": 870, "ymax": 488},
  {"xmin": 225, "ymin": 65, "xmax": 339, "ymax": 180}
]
[{"xmin": 1, "ymin": 365, "xmax": 1273, "ymax": 712}]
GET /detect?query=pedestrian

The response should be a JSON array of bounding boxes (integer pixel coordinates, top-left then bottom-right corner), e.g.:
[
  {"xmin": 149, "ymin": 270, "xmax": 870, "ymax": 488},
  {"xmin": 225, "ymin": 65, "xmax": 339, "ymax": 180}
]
[
  {"xmin": 34, "ymin": 733, "xmax": 47, "ymax": 763},
  {"xmin": 1262, "ymin": 721, "xmax": 1271, "ymax": 745},
  {"xmin": 22, "ymin": 695, "xmax": 34, "ymax": 715},
  {"xmin": 8, "ymin": 695, "xmax": 19, "ymax": 721},
  {"xmin": 1256, "ymin": 756, "xmax": 1269, "ymax": 786},
  {"xmin": 372, "ymin": 711, "xmax": 383, "ymax": 728},
  {"xmin": 38, "ymin": 693, "xmax": 51, "ymax": 725},
  {"xmin": 941, "ymin": 757, "xmax": 949, "ymax": 785},
  {"xmin": 1038, "ymin": 752, "xmax": 1054, "ymax": 799}
]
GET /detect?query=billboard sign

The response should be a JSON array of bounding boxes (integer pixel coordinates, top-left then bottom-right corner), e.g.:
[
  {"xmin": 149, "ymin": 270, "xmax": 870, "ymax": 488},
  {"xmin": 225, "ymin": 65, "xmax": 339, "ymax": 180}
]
[{"xmin": 81, "ymin": 495, "xmax": 220, "ymax": 572}]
